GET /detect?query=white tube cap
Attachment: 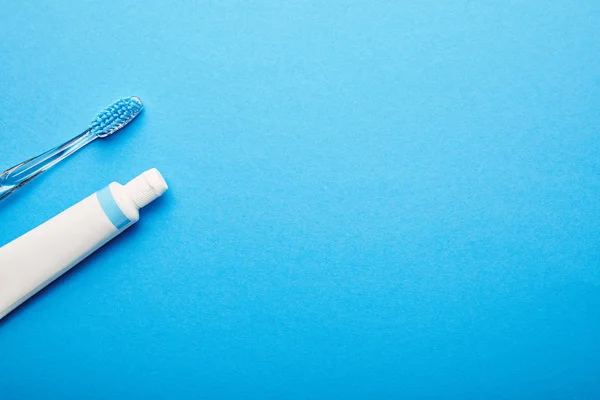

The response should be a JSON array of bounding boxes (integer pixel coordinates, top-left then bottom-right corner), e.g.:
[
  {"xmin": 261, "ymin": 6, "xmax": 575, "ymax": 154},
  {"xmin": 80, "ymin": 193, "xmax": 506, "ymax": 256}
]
[{"xmin": 124, "ymin": 168, "xmax": 168, "ymax": 209}]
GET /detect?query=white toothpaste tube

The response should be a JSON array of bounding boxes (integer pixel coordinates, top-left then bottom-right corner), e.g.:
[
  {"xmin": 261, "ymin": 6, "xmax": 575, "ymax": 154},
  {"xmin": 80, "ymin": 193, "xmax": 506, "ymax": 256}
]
[{"xmin": 0, "ymin": 168, "xmax": 168, "ymax": 320}]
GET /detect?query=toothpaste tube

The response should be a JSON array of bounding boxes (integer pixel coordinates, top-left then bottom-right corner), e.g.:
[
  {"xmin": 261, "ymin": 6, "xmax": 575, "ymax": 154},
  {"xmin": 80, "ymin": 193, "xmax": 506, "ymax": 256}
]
[{"xmin": 0, "ymin": 168, "xmax": 168, "ymax": 320}]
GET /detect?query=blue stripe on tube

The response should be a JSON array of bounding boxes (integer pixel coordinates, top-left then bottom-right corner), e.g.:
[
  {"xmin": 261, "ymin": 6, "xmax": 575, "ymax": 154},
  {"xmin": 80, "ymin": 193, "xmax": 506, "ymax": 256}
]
[{"xmin": 96, "ymin": 186, "xmax": 131, "ymax": 230}]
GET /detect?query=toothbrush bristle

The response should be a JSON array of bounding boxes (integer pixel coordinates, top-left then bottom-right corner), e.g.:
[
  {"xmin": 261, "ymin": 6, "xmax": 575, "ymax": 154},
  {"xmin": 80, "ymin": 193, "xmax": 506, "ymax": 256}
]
[{"xmin": 90, "ymin": 96, "xmax": 143, "ymax": 137}]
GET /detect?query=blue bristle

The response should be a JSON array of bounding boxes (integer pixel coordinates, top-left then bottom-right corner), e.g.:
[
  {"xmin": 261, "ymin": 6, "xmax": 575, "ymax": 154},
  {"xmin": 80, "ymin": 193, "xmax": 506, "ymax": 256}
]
[{"xmin": 90, "ymin": 97, "xmax": 143, "ymax": 136}]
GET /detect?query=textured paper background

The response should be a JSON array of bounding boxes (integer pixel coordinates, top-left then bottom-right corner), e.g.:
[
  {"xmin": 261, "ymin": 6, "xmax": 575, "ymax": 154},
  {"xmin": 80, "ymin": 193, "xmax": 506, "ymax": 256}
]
[{"xmin": 1, "ymin": 1, "xmax": 599, "ymax": 398}]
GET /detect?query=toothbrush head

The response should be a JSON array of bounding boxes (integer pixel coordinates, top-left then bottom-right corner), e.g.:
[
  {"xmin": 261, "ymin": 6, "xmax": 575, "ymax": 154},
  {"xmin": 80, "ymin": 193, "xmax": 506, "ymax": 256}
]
[{"xmin": 90, "ymin": 96, "xmax": 143, "ymax": 138}]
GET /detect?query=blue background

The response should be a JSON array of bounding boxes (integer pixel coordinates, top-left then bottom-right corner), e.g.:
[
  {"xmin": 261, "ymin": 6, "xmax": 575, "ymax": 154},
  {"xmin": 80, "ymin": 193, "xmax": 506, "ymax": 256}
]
[{"xmin": 1, "ymin": 1, "xmax": 599, "ymax": 398}]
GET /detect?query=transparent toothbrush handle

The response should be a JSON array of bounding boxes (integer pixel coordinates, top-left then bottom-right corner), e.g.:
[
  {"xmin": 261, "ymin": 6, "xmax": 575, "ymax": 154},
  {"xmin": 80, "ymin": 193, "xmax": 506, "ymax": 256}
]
[{"xmin": 0, "ymin": 129, "xmax": 97, "ymax": 201}]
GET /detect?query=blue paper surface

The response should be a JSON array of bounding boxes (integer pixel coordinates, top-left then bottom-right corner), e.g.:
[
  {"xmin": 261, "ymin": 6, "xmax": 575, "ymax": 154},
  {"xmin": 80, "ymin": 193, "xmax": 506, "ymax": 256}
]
[{"xmin": 1, "ymin": 1, "xmax": 599, "ymax": 398}]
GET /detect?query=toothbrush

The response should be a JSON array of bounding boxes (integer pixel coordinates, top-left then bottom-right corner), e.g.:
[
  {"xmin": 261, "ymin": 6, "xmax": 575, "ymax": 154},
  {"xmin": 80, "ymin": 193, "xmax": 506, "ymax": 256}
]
[{"xmin": 0, "ymin": 97, "xmax": 143, "ymax": 201}]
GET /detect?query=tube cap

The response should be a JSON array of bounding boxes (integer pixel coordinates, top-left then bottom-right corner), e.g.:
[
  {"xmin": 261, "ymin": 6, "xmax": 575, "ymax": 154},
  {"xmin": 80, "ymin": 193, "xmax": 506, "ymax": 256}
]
[{"xmin": 124, "ymin": 168, "xmax": 168, "ymax": 209}]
